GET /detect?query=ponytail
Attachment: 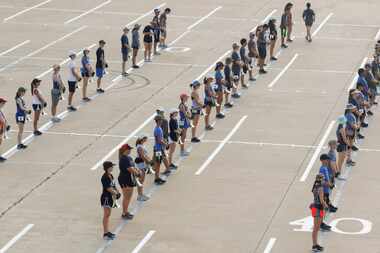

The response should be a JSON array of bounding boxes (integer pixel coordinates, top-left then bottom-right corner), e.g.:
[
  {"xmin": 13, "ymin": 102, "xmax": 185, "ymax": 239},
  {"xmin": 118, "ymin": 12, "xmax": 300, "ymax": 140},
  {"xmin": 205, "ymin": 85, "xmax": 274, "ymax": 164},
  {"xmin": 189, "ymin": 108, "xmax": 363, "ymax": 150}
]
[{"xmin": 118, "ymin": 148, "xmax": 123, "ymax": 160}]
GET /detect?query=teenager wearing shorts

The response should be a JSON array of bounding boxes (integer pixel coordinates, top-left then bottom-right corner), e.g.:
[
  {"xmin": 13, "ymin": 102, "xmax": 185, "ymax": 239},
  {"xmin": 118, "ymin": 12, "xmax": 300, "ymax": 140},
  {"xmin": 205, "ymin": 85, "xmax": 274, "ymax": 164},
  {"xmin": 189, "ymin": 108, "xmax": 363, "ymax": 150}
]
[
  {"xmin": 223, "ymin": 57, "xmax": 234, "ymax": 107},
  {"xmin": 280, "ymin": 10, "xmax": 289, "ymax": 48},
  {"xmin": 268, "ymin": 19, "xmax": 278, "ymax": 61},
  {"xmin": 328, "ymin": 140, "xmax": 339, "ymax": 178},
  {"xmin": 100, "ymin": 161, "xmax": 120, "ymax": 240},
  {"xmin": 303, "ymin": 2, "xmax": 315, "ymax": 42},
  {"xmin": 0, "ymin": 98, "xmax": 8, "ymax": 162},
  {"xmin": 121, "ymin": 27, "xmax": 130, "ymax": 76},
  {"xmin": 319, "ymin": 154, "xmax": 336, "ymax": 227},
  {"xmin": 204, "ymin": 76, "xmax": 216, "ymax": 130},
  {"xmin": 118, "ymin": 143, "xmax": 140, "ymax": 220},
  {"xmin": 310, "ymin": 173, "xmax": 328, "ymax": 252},
  {"xmin": 51, "ymin": 64, "xmax": 65, "ymax": 123},
  {"xmin": 31, "ymin": 78, "xmax": 46, "ymax": 136},
  {"xmin": 257, "ymin": 25, "xmax": 268, "ymax": 74},
  {"xmin": 67, "ymin": 51, "xmax": 81, "ymax": 111},
  {"xmin": 336, "ymin": 115, "xmax": 348, "ymax": 175},
  {"xmin": 159, "ymin": 8, "xmax": 171, "ymax": 48},
  {"xmin": 143, "ymin": 23, "xmax": 154, "ymax": 62},
  {"xmin": 345, "ymin": 104, "xmax": 359, "ymax": 166},
  {"xmin": 231, "ymin": 43, "xmax": 242, "ymax": 98},
  {"xmin": 156, "ymin": 108, "xmax": 172, "ymax": 174},
  {"xmin": 168, "ymin": 108, "xmax": 180, "ymax": 169},
  {"xmin": 190, "ymin": 80, "xmax": 203, "ymax": 143},
  {"xmin": 214, "ymin": 61, "xmax": 226, "ymax": 119},
  {"xmin": 240, "ymin": 38, "xmax": 249, "ymax": 88},
  {"xmin": 96, "ymin": 40, "xmax": 108, "ymax": 93},
  {"xmin": 247, "ymin": 32, "xmax": 258, "ymax": 81},
  {"xmin": 131, "ymin": 24, "xmax": 141, "ymax": 69},
  {"xmin": 15, "ymin": 87, "xmax": 31, "ymax": 150},
  {"xmin": 178, "ymin": 93, "xmax": 191, "ymax": 156},
  {"xmin": 153, "ymin": 115, "xmax": 167, "ymax": 185},
  {"xmin": 80, "ymin": 48, "xmax": 94, "ymax": 102},
  {"xmin": 285, "ymin": 3, "xmax": 294, "ymax": 42},
  {"xmin": 152, "ymin": 9, "xmax": 161, "ymax": 55},
  {"xmin": 135, "ymin": 135, "xmax": 152, "ymax": 201}
]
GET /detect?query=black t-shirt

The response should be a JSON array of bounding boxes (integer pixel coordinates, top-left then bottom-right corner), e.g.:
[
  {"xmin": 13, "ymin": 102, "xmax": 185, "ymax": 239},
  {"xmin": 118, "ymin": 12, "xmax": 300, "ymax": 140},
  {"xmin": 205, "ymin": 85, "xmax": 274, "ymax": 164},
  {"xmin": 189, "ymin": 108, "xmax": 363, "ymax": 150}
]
[
  {"xmin": 143, "ymin": 25, "xmax": 153, "ymax": 42},
  {"xmin": 161, "ymin": 118, "xmax": 169, "ymax": 140},
  {"xmin": 169, "ymin": 118, "xmax": 179, "ymax": 141},
  {"xmin": 101, "ymin": 173, "xmax": 115, "ymax": 198},
  {"xmin": 119, "ymin": 155, "xmax": 134, "ymax": 176},
  {"xmin": 224, "ymin": 65, "xmax": 231, "ymax": 84},
  {"xmin": 96, "ymin": 48, "xmax": 105, "ymax": 68}
]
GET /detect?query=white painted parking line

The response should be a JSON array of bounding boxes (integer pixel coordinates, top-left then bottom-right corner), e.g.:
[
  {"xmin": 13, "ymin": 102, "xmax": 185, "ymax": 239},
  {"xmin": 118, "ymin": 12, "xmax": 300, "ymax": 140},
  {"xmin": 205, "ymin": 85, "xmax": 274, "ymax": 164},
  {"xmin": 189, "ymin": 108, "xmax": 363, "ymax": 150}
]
[
  {"xmin": 312, "ymin": 13, "xmax": 333, "ymax": 37},
  {"xmin": 196, "ymin": 50, "xmax": 232, "ymax": 80},
  {"xmin": 187, "ymin": 6, "xmax": 222, "ymax": 30},
  {"xmin": 131, "ymin": 230, "xmax": 156, "ymax": 253},
  {"xmin": 64, "ymin": 0, "xmax": 112, "ymax": 25},
  {"xmin": 3, "ymin": 0, "xmax": 52, "ymax": 22},
  {"xmin": 195, "ymin": 115, "xmax": 248, "ymax": 175},
  {"xmin": 267, "ymin": 53, "xmax": 298, "ymax": 88},
  {"xmin": 299, "ymin": 120, "xmax": 336, "ymax": 182},
  {"xmin": 0, "ymin": 224, "xmax": 34, "ymax": 253},
  {"xmin": 0, "ymin": 40, "xmax": 30, "ymax": 57},
  {"xmin": 347, "ymin": 57, "xmax": 368, "ymax": 91},
  {"xmin": 125, "ymin": 2, "xmax": 167, "ymax": 28},
  {"xmin": 375, "ymin": 28, "xmax": 380, "ymax": 41},
  {"xmin": 90, "ymin": 114, "xmax": 155, "ymax": 170},
  {"xmin": 0, "ymin": 25, "xmax": 87, "ymax": 73},
  {"xmin": 36, "ymin": 43, "xmax": 96, "ymax": 78},
  {"xmin": 263, "ymin": 238, "xmax": 277, "ymax": 253}
]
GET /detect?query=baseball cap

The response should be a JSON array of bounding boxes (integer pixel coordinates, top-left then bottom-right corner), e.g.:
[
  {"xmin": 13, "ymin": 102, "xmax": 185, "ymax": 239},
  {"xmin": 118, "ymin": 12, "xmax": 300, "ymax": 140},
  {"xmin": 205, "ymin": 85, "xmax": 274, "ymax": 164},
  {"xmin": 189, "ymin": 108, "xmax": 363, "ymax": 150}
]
[
  {"xmin": 119, "ymin": 143, "xmax": 133, "ymax": 153},
  {"xmin": 68, "ymin": 50, "xmax": 76, "ymax": 56},
  {"xmin": 320, "ymin": 154, "xmax": 331, "ymax": 161},
  {"xmin": 103, "ymin": 161, "xmax": 115, "ymax": 170},
  {"xmin": 190, "ymin": 80, "xmax": 201, "ymax": 87},
  {"xmin": 154, "ymin": 8, "xmax": 160, "ymax": 12},
  {"xmin": 180, "ymin": 93, "xmax": 189, "ymax": 99},
  {"xmin": 154, "ymin": 115, "xmax": 163, "ymax": 121},
  {"xmin": 32, "ymin": 78, "xmax": 41, "ymax": 83},
  {"xmin": 346, "ymin": 103, "xmax": 356, "ymax": 110},
  {"xmin": 99, "ymin": 40, "xmax": 106, "ymax": 44},
  {"xmin": 0, "ymin": 97, "xmax": 7, "ymax": 103}
]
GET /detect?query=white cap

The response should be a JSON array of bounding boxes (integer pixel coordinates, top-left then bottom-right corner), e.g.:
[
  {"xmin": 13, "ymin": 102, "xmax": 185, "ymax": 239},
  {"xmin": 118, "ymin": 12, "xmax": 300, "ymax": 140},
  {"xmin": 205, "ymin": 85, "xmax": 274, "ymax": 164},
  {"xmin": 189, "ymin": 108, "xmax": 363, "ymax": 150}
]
[
  {"xmin": 169, "ymin": 108, "xmax": 179, "ymax": 114},
  {"xmin": 68, "ymin": 50, "xmax": 76, "ymax": 56},
  {"xmin": 156, "ymin": 106, "xmax": 165, "ymax": 112}
]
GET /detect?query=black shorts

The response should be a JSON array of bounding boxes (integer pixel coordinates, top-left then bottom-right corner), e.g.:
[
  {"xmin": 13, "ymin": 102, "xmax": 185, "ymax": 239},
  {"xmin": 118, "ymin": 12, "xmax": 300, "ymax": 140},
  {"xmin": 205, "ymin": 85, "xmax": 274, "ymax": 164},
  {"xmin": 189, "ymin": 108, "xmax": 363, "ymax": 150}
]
[
  {"xmin": 337, "ymin": 143, "xmax": 347, "ymax": 153},
  {"xmin": 154, "ymin": 29, "xmax": 160, "ymax": 43},
  {"xmin": 118, "ymin": 174, "xmax": 136, "ymax": 188},
  {"xmin": 100, "ymin": 194, "xmax": 114, "ymax": 208},
  {"xmin": 144, "ymin": 37, "xmax": 153, "ymax": 43},
  {"xmin": 153, "ymin": 148, "xmax": 164, "ymax": 164},
  {"xmin": 258, "ymin": 45, "xmax": 267, "ymax": 59},
  {"xmin": 15, "ymin": 113, "xmax": 26, "ymax": 124},
  {"xmin": 68, "ymin": 81, "xmax": 77, "ymax": 93},
  {"xmin": 81, "ymin": 72, "xmax": 90, "ymax": 78},
  {"xmin": 32, "ymin": 104, "xmax": 42, "ymax": 111},
  {"xmin": 204, "ymin": 100, "xmax": 215, "ymax": 107},
  {"xmin": 122, "ymin": 51, "xmax": 129, "ymax": 62},
  {"xmin": 191, "ymin": 108, "xmax": 201, "ymax": 118}
]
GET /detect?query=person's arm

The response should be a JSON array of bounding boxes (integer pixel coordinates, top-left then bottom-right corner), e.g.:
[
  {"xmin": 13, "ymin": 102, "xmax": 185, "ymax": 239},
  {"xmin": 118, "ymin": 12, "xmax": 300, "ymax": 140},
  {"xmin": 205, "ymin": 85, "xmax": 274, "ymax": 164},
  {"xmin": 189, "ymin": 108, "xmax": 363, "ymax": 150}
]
[
  {"xmin": 70, "ymin": 66, "xmax": 81, "ymax": 81},
  {"xmin": 319, "ymin": 188, "xmax": 328, "ymax": 209},
  {"xmin": 16, "ymin": 98, "xmax": 29, "ymax": 113}
]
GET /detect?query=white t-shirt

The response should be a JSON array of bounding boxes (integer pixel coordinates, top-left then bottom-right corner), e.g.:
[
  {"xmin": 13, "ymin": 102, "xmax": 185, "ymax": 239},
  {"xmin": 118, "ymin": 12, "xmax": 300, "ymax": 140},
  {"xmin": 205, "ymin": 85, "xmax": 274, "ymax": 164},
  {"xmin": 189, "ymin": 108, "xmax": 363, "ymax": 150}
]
[{"xmin": 67, "ymin": 59, "xmax": 77, "ymax": 82}]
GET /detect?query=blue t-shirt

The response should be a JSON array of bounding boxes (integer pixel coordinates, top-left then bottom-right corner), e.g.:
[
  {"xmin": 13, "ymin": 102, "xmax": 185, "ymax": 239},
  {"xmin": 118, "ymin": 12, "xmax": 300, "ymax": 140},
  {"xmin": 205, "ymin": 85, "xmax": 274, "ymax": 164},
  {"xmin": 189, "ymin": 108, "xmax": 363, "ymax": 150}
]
[
  {"xmin": 81, "ymin": 56, "xmax": 90, "ymax": 74},
  {"xmin": 154, "ymin": 126, "xmax": 164, "ymax": 150},
  {"xmin": 328, "ymin": 150, "xmax": 336, "ymax": 162},
  {"xmin": 357, "ymin": 76, "xmax": 369, "ymax": 92},
  {"xmin": 319, "ymin": 165, "xmax": 330, "ymax": 194},
  {"xmin": 215, "ymin": 70, "xmax": 223, "ymax": 85},
  {"xmin": 121, "ymin": 35, "xmax": 129, "ymax": 53}
]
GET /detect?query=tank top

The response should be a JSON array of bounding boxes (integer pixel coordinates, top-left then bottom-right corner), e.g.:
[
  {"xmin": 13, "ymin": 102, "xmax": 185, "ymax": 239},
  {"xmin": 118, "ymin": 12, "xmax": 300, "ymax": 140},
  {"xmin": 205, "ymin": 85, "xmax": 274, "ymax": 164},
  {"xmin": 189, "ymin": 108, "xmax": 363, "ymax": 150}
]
[
  {"xmin": 15, "ymin": 97, "xmax": 26, "ymax": 115},
  {"xmin": 32, "ymin": 88, "xmax": 41, "ymax": 105},
  {"xmin": 52, "ymin": 74, "xmax": 60, "ymax": 90},
  {"xmin": 191, "ymin": 92, "xmax": 201, "ymax": 109},
  {"xmin": 136, "ymin": 144, "xmax": 147, "ymax": 169},
  {"xmin": 312, "ymin": 184, "xmax": 323, "ymax": 209}
]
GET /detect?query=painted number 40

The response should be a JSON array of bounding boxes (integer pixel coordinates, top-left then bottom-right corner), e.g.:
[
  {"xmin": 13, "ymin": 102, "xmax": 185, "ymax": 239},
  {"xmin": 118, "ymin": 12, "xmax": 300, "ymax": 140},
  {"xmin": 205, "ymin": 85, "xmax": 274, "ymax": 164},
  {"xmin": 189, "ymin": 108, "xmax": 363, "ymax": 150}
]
[{"xmin": 290, "ymin": 216, "xmax": 372, "ymax": 235}]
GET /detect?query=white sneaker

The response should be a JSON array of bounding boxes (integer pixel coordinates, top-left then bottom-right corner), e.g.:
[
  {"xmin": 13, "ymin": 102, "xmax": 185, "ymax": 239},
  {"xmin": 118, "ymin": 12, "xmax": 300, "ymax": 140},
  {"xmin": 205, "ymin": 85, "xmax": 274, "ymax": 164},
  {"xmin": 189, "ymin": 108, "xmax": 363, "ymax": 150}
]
[
  {"xmin": 137, "ymin": 194, "xmax": 150, "ymax": 202},
  {"xmin": 181, "ymin": 151, "xmax": 190, "ymax": 157}
]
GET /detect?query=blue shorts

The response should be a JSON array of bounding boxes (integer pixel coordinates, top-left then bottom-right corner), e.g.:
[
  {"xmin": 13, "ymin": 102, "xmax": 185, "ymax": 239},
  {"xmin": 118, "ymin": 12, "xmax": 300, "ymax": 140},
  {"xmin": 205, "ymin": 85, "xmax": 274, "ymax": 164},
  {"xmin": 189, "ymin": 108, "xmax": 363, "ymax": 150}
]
[
  {"xmin": 15, "ymin": 113, "xmax": 26, "ymax": 123},
  {"xmin": 32, "ymin": 104, "xmax": 42, "ymax": 111},
  {"xmin": 96, "ymin": 68, "xmax": 105, "ymax": 78}
]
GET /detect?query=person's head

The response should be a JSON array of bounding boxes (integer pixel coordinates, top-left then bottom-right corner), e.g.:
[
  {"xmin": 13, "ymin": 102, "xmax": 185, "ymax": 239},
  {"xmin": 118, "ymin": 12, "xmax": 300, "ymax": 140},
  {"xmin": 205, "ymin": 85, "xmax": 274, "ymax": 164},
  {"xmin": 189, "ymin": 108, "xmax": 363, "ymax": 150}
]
[
  {"xmin": 83, "ymin": 48, "xmax": 90, "ymax": 56},
  {"xmin": 68, "ymin": 50, "xmax": 76, "ymax": 60},
  {"xmin": 314, "ymin": 173, "xmax": 324, "ymax": 185},
  {"xmin": 169, "ymin": 108, "xmax": 178, "ymax": 118},
  {"xmin": 118, "ymin": 143, "xmax": 133, "ymax": 158},
  {"xmin": 249, "ymin": 32, "xmax": 255, "ymax": 40},
  {"xmin": 345, "ymin": 103, "xmax": 356, "ymax": 113},
  {"xmin": 0, "ymin": 98, "xmax": 7, "ymax": 109},
  {"xmin": 337, "ymin": 115, "xmax": 347, "ymax": 126},
  {"xmin": 240, "ymin": 38, "xmax": 247, "ymax": 47},
  {"xmin": 190, "ymin": 80, "xmax": 201, "ymax": 90},
  {"xmin": 320, "ymin": 153, "xmax": 330, "ymax": 166},
  {"xmin": 154, "ymin": 115, "xmax": 163, "ymax": 126},
  {"xmin": 31, "ymin": 78, "xmax": 41, "ymax": 94},
  {"xmin": 356, "ymin": 82, "xmax": 364, "ymax": 91},
  {"xmin": 123, "ymin": 27, "xmax": 130, "ymax": 34},
  {"xmin": 156, "ymin": 107, "xmax": 165, "ymax": 116},
  {"xmin": 103, "ymin": 161, "xmax": 115, "ymax": 174},
  {"xmin": 99, "ymin": 40, "xmax": 106, "ymax": 48},
  {"xmin": 268, "ymin": 18, "xmax": 276, "ymax": 27},
  {"xmin": 133, "ymin": 24, "xmax": 141, "ymax": 31},
  {"xmin": 225, "ymin": 57, "xmax": 232, "ymax": 65},
  {"xmin": 52, "ymin": 64, "xmax": 60, "ymax": 73},
  {"xmin": 232, "ymin": 43, "xmax": 239, "ymax": 51},
  {"xmin": 154, "ymin": 8, "xmax": 160, "ymax": 16},
  {"xmin": 328, "ymin": 140, "xmax": 337, "ymax": 150},
  {"xmin": 262, "ymin": 24, "xmax": 269, "ymax": 31},
  {"xmin": 180, "ymin": 93, "xmax": 189, "ymax": 102},
  {"xmin": 203, "ymin": 75, "xmax": 213, "ymax": 85},
  {"xmin": 306, "ymin": 2, "xmax": 311, "ymax": 8},
  {"xmin": 215, "ymin": 61, "xmax": 224, "ymax": 71},
  {"xmin": 16, "ymin": 87, "xmax": 26, "ymax": 99},
  {"xmin": 285, "ymin": 2, "xmax": 293, "ymax": 11},
  {"xmin": 136, "ymin": 134, "xmax": 148, "ymax": 146},
  {"xmin": 364, "ymin": 63, "xmax": 371, "ymax": 72},
  {"xmin": 165, "ymin": 8, "xmax": 171, "ymax": 14},
  {"xmin": 358, "ymin": 68, "xmax": 365, "ymax": 76}
]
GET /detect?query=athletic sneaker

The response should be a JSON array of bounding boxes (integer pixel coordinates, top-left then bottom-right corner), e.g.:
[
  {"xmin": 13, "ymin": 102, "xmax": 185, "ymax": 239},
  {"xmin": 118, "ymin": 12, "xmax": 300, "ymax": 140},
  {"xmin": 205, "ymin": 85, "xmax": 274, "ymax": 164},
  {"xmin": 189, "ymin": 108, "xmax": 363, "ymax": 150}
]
[
  {"xmin": 121, "ymin": 212, "xmax": 134, "ymax": 220},
  {"xmin": 287, "ymin": 38, "xmax": 293, "ymax": 42},
  {"xmin": 357, "ymin": 133, "xmax": 365, "ymax": 139},
  {"xmin": 242, "ymin": 84, "xmax": 249, "ymax": 89},
  {"xmin": 312, "ymin": 245, "xmax": 324, "ymax": 252},
  {"xmin": 374, "ymin": 101, "xmax": 378, "ymax": 105},
  {"xmin": 0, "ymin": 156, "xmax": 6, "ymax": 162},
  {"xmin": 320, "ymin": 223, "xmax": 331, "ymax": 232},
  {"xmin": 191, "ymin": 137, "xmax": 201, "ymax": 143},
  {"xmin": 180, "ymin": 150, "xmax": 190, "ymax": 157},
  {"xmin": 335, "ymin": 172, "xmax": 341, "ymax": 178},
  {"xmin": 346, "ymin": 160, "xmax": 356, "ymax": 166},
  {"xmin": 205, "ymin": 125, "xmax": 214, "ymax": 131},
  {"xmin": 259, "ymin": 69, "xmax": 267, "ymax": 74},
  {"xmin": 103, "ymin": 232, "xmax": 116, "ymax": 240},
  {"xmin": 351, "ymin": 145, "xmax": 359, "ymax": 152},
  {"xmin": 216, "ymin": 113, "xmax": 225, "ymax": 119},
  {"xmin": 97, "ymin": 88, "xmax": 105, "ymax": 93},
  {"xmin": 231, "ymin": 93, "xmax": 241, "ymax": 98},
  {"xmin": 154, "ymin": 178, "xmax": 166, "ymax": 185},
  {"xmin": 270, "ymin": 56, "xmax": 278, "ymax": 61},
  {"xmin": 154, "ymin": 52, "xmax": 161, "ymax": 55},
  {"xmin": 137, "ymin": 194, "xmax": 150, "ymax": 201},
  {"xmin": 33, "ymin": 130, "xmax": 42, "ymax": 136},
  {"xmin": 162, "ymin": 169, "xmax": 171, "ymax": 176},
  {"xmin": 82, "ymin": 97, "xmax": 91, "ymax": 102},
  {"xmin": 169, "ymin": 163, "xmax": 178, "ymax": 170},
  {"xmin": 249, "ymin": 77, "xmax": 256, "ymax": 81},
  {"xmin": 132, "ymin": 65, "xmax": 139, "ymax": 69},
  {"xmin": 361, "ymin": 122, "xmax": 368, "ymax": 128},
  {"xmin": 67, "ymin": 106, "xmax": 77, "ymax": 111},
  {"xmin": 329, "ymin": 205, "xmax": 338, "ymax": 212},
  {"xmin": 225, "ymin": 102, "xmax": 233, "ymax": 108},
  {"xmin": 17, "ymin": 144, "xmax": 27, "ymax": 150},
  {"xmin": 122, "ymin": 72, "xmax": 129, "ymax": 76},
  {"xmin": 281, "ymin": 44, "xmax": 288, "ymax": 48},
  {"xmin": 51, "ymin": 117, "xmax": 61, "ymax": 123}
]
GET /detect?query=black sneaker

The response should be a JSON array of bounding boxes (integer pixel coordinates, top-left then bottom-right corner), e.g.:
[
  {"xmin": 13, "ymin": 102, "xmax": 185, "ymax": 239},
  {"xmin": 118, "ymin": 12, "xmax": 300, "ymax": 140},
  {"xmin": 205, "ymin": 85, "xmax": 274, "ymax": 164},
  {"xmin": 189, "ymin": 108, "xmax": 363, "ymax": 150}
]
[
  {"xmin": 216, "ymin": 113, "xmax": 225, "ymax": 119},
  {"xmin": 374, "ymin": 101, "xmax": 378, "ymax": 105},
  {"xmin": 270, "ymin": 56, "xmax": 278, "ymax": 61},
  {"xmin": 231, "ymin": 93, "xmax": 241, "ymax": 98},
  {"xmin": 97, "ymin": 88, "xmax": 105, "ymax": 93},
  {"xmin": 335, "ymin": 172, "xmax": 341, "ymax": 178},
  {"xmin": 162, "ymin": 169, "xmax": 171, "ymax": 176},
  {"xmin": 169, "ymin": 163, "xmax": 178, "ymax": 170},
  {"xmin": 312, "ymin": 244, "xmax": 324, "ymax": 252},
  {"xmin": 67, "ymin": 106, "xmax": 77, "ymax": 111},
  {"xmin": 191, "ymin": 137, "xmax": 201, "ymax": 143},
  {"xmin": 121, "ymin": 212, "xmax": 134, "ymax": 220},
  {"xmin": 329, "ymin": 206, "xmax": 337, "ymax": 213},
  {"xmin": 33, "ymin": 130, "xmax": 42, "ymax": 136},
  {"xmin": 346, "ymin": 160, "xmax": 356, "ymax": 166},
  {"xmin": 249, "ymin": 77, "xmax": 256, "ymax": 81},
  {"xmin": 259, "ymin": 69, "xmax": 267, "ymax": 74},
  {"xmin": 351, "ymin": 145, "xmax": 359, "ymax": 152},
  {"xmin": 154, "ymin": 178, "xmax": 166, "ymax": 185},
  {"xmin": 17, "ymin": 144, "xmax": 27, "ymax": 150},
  {"xmin": 103, "ymin": 232, "xmax": 116, "ymax": 240},
  {"xmin": 361, "ymin": 122, "xmax": 368, "ymax": 128},
  {"xmin": 281, "ymin": 44, "xmax": 288, "ymax": 48},
  {"xmin": 132, "ymin": 65, "xmax": 140, "ymax": 69},
  {"xmin": 0, "ymin": 156, "xmax": 6, "ymax": 162},
  {"xmin": 367, "ymin": 110, "xmax": 374, "ymax": 116},
  {"xmin": 357, "ymin": 133, "xmax": 365, "ymax": 139},
  {"xmin": 320, "ymin": 223, "xmax": 331, "ymax": 231},
  {"xmin": 205, "ymin": 125, "xmax": 214, "ymax": 131},
  {"xmin": 224, "ymin": 103, "xmax": 233, "ymax": 108},
  {"xmin": 82, "ymin": 97, "xmax": 91, "ymax": 102}
]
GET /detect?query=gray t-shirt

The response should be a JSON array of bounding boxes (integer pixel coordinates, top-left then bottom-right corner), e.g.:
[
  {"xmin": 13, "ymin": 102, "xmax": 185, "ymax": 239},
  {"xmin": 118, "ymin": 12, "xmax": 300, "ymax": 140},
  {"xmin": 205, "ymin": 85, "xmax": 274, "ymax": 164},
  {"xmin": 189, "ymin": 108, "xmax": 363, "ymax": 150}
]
[
  {"xmin": 132, "ymin": 30, "xmax": 140, "ymax": 49},
  {"xmin": 303, "ymin": 9, "xmax": 315, "ymax": 24}
]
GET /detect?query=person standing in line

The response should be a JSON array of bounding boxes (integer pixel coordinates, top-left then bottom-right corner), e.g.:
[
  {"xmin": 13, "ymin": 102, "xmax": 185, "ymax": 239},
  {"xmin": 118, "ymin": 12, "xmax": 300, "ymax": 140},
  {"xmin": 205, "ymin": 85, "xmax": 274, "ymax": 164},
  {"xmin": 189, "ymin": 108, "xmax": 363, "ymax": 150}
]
[
  {"xmin": 280, "ymin": 9, "xmax": 289, "ymax": 48},
  {"xmin": 121, "ymin": 27, "xmax": 130, "ymax": 76},
  {"xmin": 223, "ymin": 57, "xmax": 234, "ymax": 108},
  {"xmin": 336, "ymin": 115, "xmax": 349, "ymax": 176},
  {"xmin": 178, "ymin": 93, "xmax": 191, "ymax": 156},
  {"xmin": 0, "ymin": 98, "xmax": 9, "ymax": 162},
  {"xmin": 285, "ymin": 2, "xmax": 294, "ymax": 42},
  {"xmin": 31, "ymin": 78, "xmax": 46, "ymax": 136},
  {"xmin": 67, "ymin": 51, "xmax": 81, "ymax": 111},
  {"xmin": 303, "ymin": 2, "xmax": 315, "ymax": 42},
  {"xmin": 135, "ymin": 135, "xmax": 151, "ymax": 202},
  {"xmin": 240, "ymin": 38, "xmax": 249, "ymax": 88},
  {"xmin": 310, "ymin": 174, "xmax": 328, "ymax": 252},
  {"xmin": 152, "ymin": 115, "xmax": 168, "ymax": 185},
  {"xmin": 168, "ymin": 108, "xmax": 180, "ymax": 169},
  {"xmin": 152, "ymin": 9, "xmax": 161, "ymax": 55},
  {"xmin": 131, "ymin": 24, "xmax": 141, "ymax": 69},
  {"xmin": 156, "ymin": 108, "xmax": 173, "ymax": 174},
  {"xmin": 143, "ymin": 22, "xmax": 154, "ymax": 62},
  {"xmin": 159, "ymin": 8, "xmax": 171, "ymax": 48},
  {"xmin": 80, "ymin": 48, "xmax": 94, "ymax": 102},
  {"xmin": 231, "ymin": 43, "xmax": 242, "ymax": 98},
  {"xmin": 51, "ymin": 64, "xmax": 65, "ymax": 123},
  {"xmin": 190, "ymin": 80, "xmax": 203, "ymax": 143},
  {"xmin": 319, "ymin": 154, "xmax": 335, "ymax": 229},
  {"xmin": 118, "ymin": 143, "xmax": 140, "ymax": 220},
  {"xmin": 257, "ymin": 24, "xmax": 269, "ymax": 74},
  {"xmin": 268, "ymin": 19, "xmax": 278, "ymax": 61},
  {"xmin": 214, "ymin": 61, "xmax": 225, "ymax": 119},
  {"xmin": 203, "ymin": 76, "xmax": 216, "ymax": 130},
  {"xmin": 15, "ymin": 87, "xmax": 31, "ymax": 150},
  {"xmin": 96, "ymin": 40, "xmax": 108, "ymax": 93},
  {"xmin": 247, "ymin": 32, "xmax": 258, "ymax": 82},
  {"xmin": 100, "ymin": 161, "xmax": 120, "ymax": 240}
]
